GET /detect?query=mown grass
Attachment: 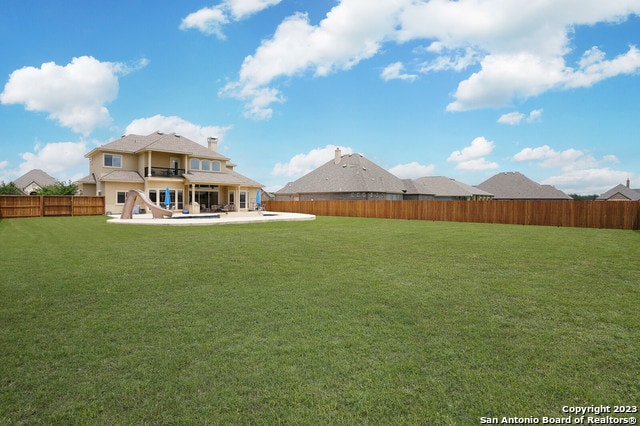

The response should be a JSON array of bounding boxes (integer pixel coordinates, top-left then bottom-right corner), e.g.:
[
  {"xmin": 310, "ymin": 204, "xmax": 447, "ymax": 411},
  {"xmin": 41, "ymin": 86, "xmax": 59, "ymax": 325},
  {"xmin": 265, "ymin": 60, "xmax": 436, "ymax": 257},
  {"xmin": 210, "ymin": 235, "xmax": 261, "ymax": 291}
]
[{"xmin": 0, "ymin": 216, "xmax": 638, "ymax": 424}]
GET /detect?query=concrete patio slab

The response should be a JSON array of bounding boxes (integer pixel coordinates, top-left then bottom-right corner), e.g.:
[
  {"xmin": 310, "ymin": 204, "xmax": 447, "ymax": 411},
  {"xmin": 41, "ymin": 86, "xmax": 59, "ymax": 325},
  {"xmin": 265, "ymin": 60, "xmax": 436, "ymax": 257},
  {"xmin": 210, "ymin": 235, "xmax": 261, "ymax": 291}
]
[{"xmin": 107, "ymin": 211, "xmax": 315, "ymax": 226}]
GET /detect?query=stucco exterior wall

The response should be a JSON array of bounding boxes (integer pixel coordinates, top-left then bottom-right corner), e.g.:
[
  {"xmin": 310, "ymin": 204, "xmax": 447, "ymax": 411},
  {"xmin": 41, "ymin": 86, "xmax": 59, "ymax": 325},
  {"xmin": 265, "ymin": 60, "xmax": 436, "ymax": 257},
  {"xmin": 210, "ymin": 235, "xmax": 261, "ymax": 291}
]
[{"xmin": 103, "ymin": 181, "xmax": 144, "ymax": 214}]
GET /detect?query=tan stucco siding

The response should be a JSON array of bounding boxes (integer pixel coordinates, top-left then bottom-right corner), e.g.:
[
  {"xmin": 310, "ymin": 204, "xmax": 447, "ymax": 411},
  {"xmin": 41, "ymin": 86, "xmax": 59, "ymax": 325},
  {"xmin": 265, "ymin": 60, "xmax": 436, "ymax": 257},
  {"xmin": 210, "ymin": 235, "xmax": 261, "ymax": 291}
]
[{"xmin": 103, "ymin": 181, "xmax": 144, "ymax": 214}]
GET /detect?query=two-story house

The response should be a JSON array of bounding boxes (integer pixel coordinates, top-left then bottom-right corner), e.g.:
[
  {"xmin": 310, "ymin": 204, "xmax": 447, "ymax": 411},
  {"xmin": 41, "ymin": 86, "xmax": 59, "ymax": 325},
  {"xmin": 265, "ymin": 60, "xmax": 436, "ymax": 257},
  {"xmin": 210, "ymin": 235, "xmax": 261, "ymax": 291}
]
[{"xmin": 77, "ymin": 131, "xmax": 263, "ymax": 214}]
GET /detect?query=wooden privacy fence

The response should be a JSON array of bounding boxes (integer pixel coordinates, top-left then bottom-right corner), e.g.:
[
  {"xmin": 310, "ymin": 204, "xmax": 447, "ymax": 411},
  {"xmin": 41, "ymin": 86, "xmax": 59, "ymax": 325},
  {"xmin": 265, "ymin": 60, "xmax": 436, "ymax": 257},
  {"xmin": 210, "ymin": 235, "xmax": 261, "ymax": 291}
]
[
  {"xmin": 266, "ymin": 200, "xmax": 640, "ymax": 230},
  {"xmin": 0, "ymin": 196, "xmax": 105, "ymax": 218}
]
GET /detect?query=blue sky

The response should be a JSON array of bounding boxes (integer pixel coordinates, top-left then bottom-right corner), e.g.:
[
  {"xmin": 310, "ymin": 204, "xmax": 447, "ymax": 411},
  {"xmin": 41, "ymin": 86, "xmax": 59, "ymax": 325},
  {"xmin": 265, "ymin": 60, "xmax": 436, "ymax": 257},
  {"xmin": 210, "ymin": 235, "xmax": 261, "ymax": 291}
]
[{"xmin": 1, "ymin": 0, "xmax": 639, "ymax": 195}]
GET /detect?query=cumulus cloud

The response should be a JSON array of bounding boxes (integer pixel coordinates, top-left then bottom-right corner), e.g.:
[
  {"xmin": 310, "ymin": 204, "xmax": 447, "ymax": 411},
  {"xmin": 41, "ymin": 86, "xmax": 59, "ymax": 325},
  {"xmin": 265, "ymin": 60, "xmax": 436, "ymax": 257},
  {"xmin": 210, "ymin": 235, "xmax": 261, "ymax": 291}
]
[
  {"xmin": 543, "ymin": 168, "xmax": 636, "ymax": 195},
  {"xmin": 272, "ymin": 145, "xmax": 353, "ymax": 178},
  {"xmin": 448, "ymin": 136, "xmax": 499, "ymax": 171},
  {"xmin": 220, "ymin": 1, "xmax": 401, "ymax": 119},
  {"xmin": 388, "ymin": 162, "xmax": 435, "ymax": 179},
  {"xmin": 216, "ymin": 0, "xmax": 640, "ymax": 118},
  {"xmin": 497, "ymin": 112, "xmax": 526, "ymax": 125},
  {"xmin": 511, "ymin": 143, "xmax": 630, "ymax": 194},
  {"xmin": 498, "ymin": 108, "xmax": 543, "ymax": 125},
  {"xmin": 381, "ymin": 62, "xmax": 417, "ymax": 81},
  {"xmin": 180, "ymin": 6, "xmax": 229, "ymax": 38},
  {"xmin": 125, "ymin": 115, "xmax": 231, "ymax": 146},
  {"xmin": 513, "ymin": 144, "xmax": 618, "ymax": 170},
  {"xmin": 17, "ymin": 141, "xmax": 88, "ymax": 180},
  {"xmin": 0, "ymin": 56, "xmax": 145, "ymax": 135},
  {"xmin": 180, "ymin": 0, "xmax": 282, "ymax": 38}
]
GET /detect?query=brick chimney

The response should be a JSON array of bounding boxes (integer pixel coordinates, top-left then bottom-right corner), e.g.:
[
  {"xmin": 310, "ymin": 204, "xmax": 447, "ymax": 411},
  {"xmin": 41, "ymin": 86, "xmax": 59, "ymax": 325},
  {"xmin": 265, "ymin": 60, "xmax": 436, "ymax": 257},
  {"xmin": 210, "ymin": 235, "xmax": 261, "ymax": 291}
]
[
  {"xmin": 207, "ymin": 137, "xmax": 218, "ymax": 152},
  {"xmin": 334, "ymin": 147, "xmax": 342, "ymax": 164},
  {"xmin": 626, "ymin": 178, "xmax": 630, "ymax": 188}
]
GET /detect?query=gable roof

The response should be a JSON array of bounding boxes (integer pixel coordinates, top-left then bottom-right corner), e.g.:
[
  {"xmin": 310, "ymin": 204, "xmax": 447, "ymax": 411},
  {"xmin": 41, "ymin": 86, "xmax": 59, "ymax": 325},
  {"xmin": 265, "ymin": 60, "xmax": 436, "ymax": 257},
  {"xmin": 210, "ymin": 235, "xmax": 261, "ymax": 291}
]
[
  {"xmin": 276, "ymin": 152, "xmax": 406, "ymax": 195},
  {"xmin": 476, "ymin": 172, "xmax": 572, "ymax": 200},
  {"xmin": 596, "ymin": 184, "xmax": 640, "ymax": 201},
  {"xmin": 13, "ymin": 169, "xmax": 58, "ymax": 193},
  {"xmin": 406, "ymin": 176, "xmax": 493, "ymax": 198},
  {"xmin": 85, "ymin": 132, "xmax": 229, "ymax": 161}
]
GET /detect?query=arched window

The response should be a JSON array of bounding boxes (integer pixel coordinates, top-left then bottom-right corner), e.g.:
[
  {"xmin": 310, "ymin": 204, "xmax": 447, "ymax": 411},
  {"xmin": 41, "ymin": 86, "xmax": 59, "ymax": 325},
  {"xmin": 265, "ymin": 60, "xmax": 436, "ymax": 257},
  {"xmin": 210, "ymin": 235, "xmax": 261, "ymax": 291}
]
[
  {"xmin": 190, "ymin": 158, "xmax": 200, "ymax": 170},
  {"xmin": 212, "ymin": 161, "xmax": 221, "ymax": 172},
  {"xmin": 201, "ymin": 160, "xmax": 211, "ymax": 171}
]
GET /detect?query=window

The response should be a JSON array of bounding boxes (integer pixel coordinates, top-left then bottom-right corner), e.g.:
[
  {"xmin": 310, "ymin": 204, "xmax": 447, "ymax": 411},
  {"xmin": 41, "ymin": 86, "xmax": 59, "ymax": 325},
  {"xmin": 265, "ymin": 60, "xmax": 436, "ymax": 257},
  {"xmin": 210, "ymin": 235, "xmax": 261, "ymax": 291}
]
[
  {"xmin": 104, "ymin": 154, "xmax": 122, "ymax": 168},
  {"xmin": 190, "ymin": 158, "xmax": 200, "ymax": 170},
  {"xmin": 240, "ymin": 191, "xmax": 247, "ymax": 209},
  {"xmin": 116, "ymin": 191, "xmax": 126, "ymax": 204},
  {"xmin": 201, "ymin": 160, "xmax": 211, "ymax": 171},
  {"xmin": 212, "ymin": 161, "xmax": 221, "ymax": 172}
]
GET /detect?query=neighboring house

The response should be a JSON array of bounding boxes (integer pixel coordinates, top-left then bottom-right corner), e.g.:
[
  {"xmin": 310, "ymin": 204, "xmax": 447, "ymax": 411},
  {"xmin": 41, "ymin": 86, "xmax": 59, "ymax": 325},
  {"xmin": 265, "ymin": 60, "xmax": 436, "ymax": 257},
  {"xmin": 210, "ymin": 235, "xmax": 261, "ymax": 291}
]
[
  {"xmin": 276, "ymin": 148, "xmax": 406, "ymax": 201},
  {"xmin": 77, "ymin": 131, "xmax": 263, "ymax": 214},
  {"xmin": 403, "ymin": 176, "xmax": 493, "ymax": 200},
  {"xmin": 13, "ymin": 169, "xmax": 58, "ymax": 195},
  {"xmin": 596, "ymin": 180, "xmax": 640, "ymax": 201},
  {"xmin": 475, "ymin": 172, "xmax": 572, "ymax": 200}
]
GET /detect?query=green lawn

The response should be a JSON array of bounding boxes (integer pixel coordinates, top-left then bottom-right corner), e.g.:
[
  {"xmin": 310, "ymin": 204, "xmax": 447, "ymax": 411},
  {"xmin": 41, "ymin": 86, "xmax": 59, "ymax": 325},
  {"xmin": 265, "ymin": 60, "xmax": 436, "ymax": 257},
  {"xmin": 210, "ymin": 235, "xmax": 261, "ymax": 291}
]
[{"xmin": 0, "ymin": 216, "xmax": 638, "ymax": 424}]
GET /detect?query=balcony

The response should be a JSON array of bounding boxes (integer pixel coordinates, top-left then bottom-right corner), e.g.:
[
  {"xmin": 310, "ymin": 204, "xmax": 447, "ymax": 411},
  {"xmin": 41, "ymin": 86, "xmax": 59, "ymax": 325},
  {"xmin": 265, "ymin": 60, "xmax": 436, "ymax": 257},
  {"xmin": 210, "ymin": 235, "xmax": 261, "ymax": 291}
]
[{"xmin": 145, "ymin": 167, "xmax": 186, "ymax": 178}]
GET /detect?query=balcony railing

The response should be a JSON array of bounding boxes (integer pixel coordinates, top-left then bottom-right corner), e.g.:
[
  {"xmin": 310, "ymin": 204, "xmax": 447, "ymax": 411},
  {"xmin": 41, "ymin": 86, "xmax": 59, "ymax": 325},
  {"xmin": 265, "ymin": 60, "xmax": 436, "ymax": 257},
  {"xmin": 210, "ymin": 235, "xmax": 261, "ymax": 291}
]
[{"xmin": 145, "ymin": 167, "xmax": 186, "ymax": 178}]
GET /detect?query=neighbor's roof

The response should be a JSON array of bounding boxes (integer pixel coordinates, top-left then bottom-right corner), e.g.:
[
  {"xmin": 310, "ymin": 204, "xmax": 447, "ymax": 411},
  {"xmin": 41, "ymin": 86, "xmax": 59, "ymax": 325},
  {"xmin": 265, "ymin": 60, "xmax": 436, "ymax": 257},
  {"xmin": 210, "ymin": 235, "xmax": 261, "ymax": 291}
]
[
  {"xmin": 13, "ymin": 169, "xmax": 58, "ymax": 191},
  {"xmin": 476, "ymin": 172, "xmax": 572, "ymax": 200},
  {"xmin": 85, "ymin": 132, "xmax": 229, "ymax": 161},
  {"xmin": 276, "ymin": 153, "xmax": 406, "ymax": 195},
  {"xmin": 406, "ymin": 176, "xmax": 493, "ymax": 198},
  {"xmin": 596, "ymin": 184, "xmax": 640, "ymax": 201}
]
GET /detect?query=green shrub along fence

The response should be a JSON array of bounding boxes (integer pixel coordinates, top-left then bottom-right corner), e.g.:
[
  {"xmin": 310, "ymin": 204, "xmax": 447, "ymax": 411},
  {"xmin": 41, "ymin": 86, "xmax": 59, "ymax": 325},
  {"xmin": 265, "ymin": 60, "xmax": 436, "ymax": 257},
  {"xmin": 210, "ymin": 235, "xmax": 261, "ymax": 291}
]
[
  {"xmin": 0, "ymin": 195, "xmax": 105, "ymax": 218},
  {"xmin": 266, "ymin": 200, "xmax": 640, "ymax": 230}
]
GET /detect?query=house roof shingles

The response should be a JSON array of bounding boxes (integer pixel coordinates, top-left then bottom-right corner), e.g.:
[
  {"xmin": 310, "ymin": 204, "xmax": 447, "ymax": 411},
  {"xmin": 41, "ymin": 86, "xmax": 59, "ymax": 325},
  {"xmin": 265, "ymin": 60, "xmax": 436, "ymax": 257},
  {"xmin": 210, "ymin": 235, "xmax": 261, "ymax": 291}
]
[
  {"xmin": 596, "ymin": 184, "xmax": 640, "ymax": 201},
  {"xmin": 406, "ymin": 176, "xmax": 493, "ymax": 198},
  {"xmin": 277, "ymin": 153, "xmax": 406, "ymax": 195},
  {"xmin": 476, "ymin": 171, "xmax": 572, "ymax": 200},
  {"xmin": 86, "ymin": 132, "xmax": 229, "ymax": 161},
  {"xmin": 13, "ymin": 169, "xmax": 58, "ymax": 193}
]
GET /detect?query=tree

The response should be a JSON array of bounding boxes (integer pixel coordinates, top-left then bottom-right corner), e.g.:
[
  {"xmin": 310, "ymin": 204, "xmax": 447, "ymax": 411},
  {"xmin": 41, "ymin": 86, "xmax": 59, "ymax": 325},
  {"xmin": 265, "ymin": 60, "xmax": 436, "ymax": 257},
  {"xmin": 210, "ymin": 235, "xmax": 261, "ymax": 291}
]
[
  {"xmin": 35, "ymin": 181, "xmax": 78, "ymax": 196},
  {"xmin": 0, "ymin": 181, "xmax": 22, "ymax": 195},
  {"xmin": 569, "ymin": 194, "xmax": 598, "ymax": 201}
]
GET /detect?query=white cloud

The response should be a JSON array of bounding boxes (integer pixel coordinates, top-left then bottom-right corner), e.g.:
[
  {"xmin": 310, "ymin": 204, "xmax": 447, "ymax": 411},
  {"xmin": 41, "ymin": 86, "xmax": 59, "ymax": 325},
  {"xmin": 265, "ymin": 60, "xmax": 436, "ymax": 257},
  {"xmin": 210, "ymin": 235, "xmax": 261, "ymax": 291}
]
[
  {"xmin": 446, "ymin": 53, "xmax": 565, "ymax": 111},
  {"xmin": 527, "ymin": 108, "xmax": 543, "ymax": 122},
  {"xmin": 272, "ymin": 145, "xmax": 353, "ymax": 178},
  {"xmin": 17, "ymin": 141, "xmax": 88, "ymax": 180},
  {"xmin": 381, "ymin": 62, "xmax": 417, "ymax": 81},
  {"xmin": 543, "ymin": 168, "xmax": 636, "ymax": 195},
  {"xmin": 498, "ymin": 108, "xmax": 543, "ymax": 125},
  {"xmin": 497, "ymin": 112, "xmax": 526, "ymax": 125},
  {"xmin": 219, "ymin": 0, "xmax": 640, "ymax": 117},
  {"xmin": 510, "ymin": 144, "xmax": 630, "ymax": 194},
  {"xmin": 180, "ymin": 6, "xmax": 229, "ymax": 38},
  {"xmin": 125, "ymin": 115, "xmax": 231, "ymax": 146},
  {"xmin": 448, "ymin": 136, "xmax": 495, "ymax": 162},
  {"xmin": 180, "ymin": 0, "xmax": 282, "ymax": 38},
  {"xmin": 448, "ymin": 136, "xmax": 499, "ymax": 171},
  {"xmin": 419, "ymin": 47, "xmax": 479, "ymax": 73},
  {"xmin": 221, "ymin": 1, "xmax": 402, "ymax": 119},
  {"xmin": 564, "ymin": 45, "xmax": 640, "ymax": 89},
  {"xmin": 388, "ymin": 162, "xmax": 435, "ymax": 179},
  {"xmin": 454, "ymin": 158, "xmax": 500, "ymax": 172},
  {"xmin": 0, "ymin": 56, "xmax": 143, "ymax": 135},
  {"xmin": 513, "ymin": 144, "xmax": 618, "ymax": 170}
]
